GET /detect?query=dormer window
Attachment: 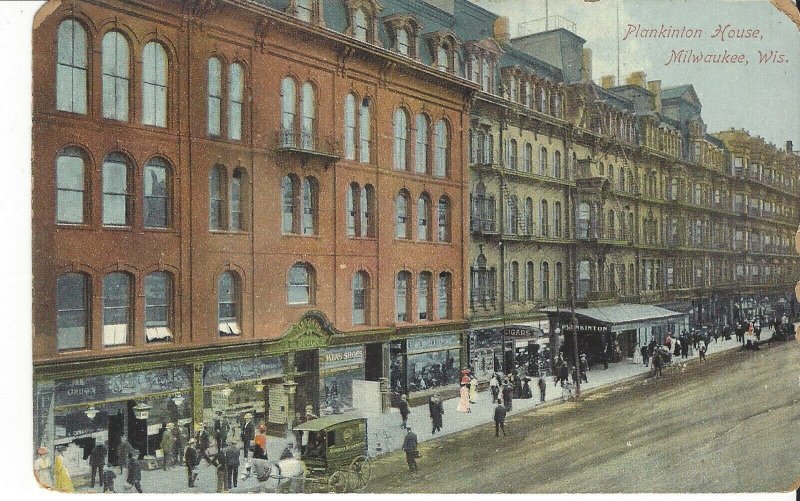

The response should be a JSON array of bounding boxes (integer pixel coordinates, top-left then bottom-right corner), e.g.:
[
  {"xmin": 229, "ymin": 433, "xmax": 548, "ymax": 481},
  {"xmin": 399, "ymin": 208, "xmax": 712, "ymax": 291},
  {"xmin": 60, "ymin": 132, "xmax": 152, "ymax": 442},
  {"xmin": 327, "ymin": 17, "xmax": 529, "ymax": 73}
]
[
  {"xmin": 346, "ymin": 0, "xmax": 381, "ymax": 44},
  {"xmin": 397, "ymin": 28, "xmax": 409, "ymax": 55},
  {"xmin": 384, "ymin": 14, "xmax": 421, "ymax": 58},
  {"xmin": 287, "ymin": 0, "xmax": 322, "ymax": 24},
  {"xmin": 437, "ymin": 44, "xmax": 448, "ymax": 71},
  {"xmin": 354, "ymin": 9, "xmax": 369, "ymax": 41},
  {"xmin": 425, "ymin": 31, "xmax": 461, "ymax": 75},
  {"xmin": 297, "ymin": 0, "xmax": 312, "ymax": 21}
]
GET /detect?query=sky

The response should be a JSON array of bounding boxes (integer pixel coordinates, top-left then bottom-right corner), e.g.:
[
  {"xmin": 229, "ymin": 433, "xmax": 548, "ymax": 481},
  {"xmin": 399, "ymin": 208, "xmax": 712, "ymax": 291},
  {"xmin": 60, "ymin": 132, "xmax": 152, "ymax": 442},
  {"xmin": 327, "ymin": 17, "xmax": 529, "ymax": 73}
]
[{"xmin": 471, "ymin": 0, "xmax": 800, "ymax": 149}]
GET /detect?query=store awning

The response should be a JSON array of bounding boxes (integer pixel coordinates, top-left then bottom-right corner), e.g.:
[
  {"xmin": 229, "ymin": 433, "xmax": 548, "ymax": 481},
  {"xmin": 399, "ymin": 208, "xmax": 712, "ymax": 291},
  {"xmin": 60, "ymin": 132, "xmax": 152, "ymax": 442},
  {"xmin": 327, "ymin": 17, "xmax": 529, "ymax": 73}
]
[{"xmin": 542, "ymin": 304, "xmax": 686, "ymax": 331}]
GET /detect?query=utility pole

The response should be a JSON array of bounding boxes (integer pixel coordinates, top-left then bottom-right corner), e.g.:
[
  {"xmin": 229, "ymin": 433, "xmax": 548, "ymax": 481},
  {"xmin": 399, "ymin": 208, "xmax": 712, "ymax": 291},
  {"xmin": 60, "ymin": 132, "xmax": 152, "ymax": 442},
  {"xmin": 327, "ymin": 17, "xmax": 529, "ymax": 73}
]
[
  {"xmin": 545, "ymin": 0, "xmax": 549, "ymax": 30},
  {"xmin": 616, "ymin": 0, "xmax": 620, "ymax": 85},
  {"xmin": 569, "ymin": 246, "xmax": 581, "ymax": 399}
]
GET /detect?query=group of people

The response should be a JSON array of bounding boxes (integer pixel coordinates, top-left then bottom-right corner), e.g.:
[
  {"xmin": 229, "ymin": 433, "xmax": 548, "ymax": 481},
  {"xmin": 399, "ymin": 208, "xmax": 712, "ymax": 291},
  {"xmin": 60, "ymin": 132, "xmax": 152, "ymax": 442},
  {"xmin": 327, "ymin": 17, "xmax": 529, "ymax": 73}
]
[{"xmin": 552, "ymin": 354, "xmax": 588, "ymax": 388}]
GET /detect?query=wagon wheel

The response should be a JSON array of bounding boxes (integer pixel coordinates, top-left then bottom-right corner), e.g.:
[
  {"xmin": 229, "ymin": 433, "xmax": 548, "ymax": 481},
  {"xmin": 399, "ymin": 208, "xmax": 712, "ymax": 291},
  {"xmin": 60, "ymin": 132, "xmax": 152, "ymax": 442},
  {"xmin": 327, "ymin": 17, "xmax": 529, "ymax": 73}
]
[
  {"xmin": 349, "ymin": 455, "xmax": 371, "ymax": 491},
  {"xmin": 328, "ymin": 471, "xmax": 348, "ymax": 493}
]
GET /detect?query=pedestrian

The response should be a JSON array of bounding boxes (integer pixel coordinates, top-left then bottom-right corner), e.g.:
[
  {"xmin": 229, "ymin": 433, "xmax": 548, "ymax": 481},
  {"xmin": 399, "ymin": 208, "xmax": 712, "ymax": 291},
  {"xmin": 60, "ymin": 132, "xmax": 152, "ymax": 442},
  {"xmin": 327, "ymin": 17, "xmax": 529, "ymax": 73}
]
[
  {"xmin": 116, "ymin": 437, "xmax": 132, "ymax": 474},
  {"xmin": 665, "ymin": 333, "xmax": 673, "ymax": 351},
  {"xmin": 502, "ymin": 380, "xmax": 513, "ymax": 411},
  {"xmin": 457, "ymin": 383, "xmax": 471, "ymax": 413},
  {"xmin": 210, "ymin": 446, "xmax": 228, "ymax": 493},
  {"xmin": 652, "ymin": 350, "xmax": 663, "ymax": 377},
  {"xmin": 489, "ymin": 373, "xmax": 500, "ymax": 403},
  {"xmin": 125, "ymin": 453, "xmax": 142, "ymax": 493},
  {"xmin": 699, "ymin": 342, "xmax": 707, "ymax": 362},
  {"xmin": 469, "ymin": 375, "xmax": 478, "ymax": 404},
  {"xmin": 253, "ymin": 424, "xmax": 267, "ymax": 460},
  {"xmin": 399, "ymin": 394, "xmax": 410, "ymax": 429},
  {"xmin": 673, "ymin": 338, "xmax": 681, "ymax": 357},
  {"xmin": 602, "ymin": 344, "xmax": 609, "ymax": 369},
  {"xmin": 558, "ymin": 363, "xmax": 569, "ymax": 387},
  {"xmin": 513, "ymin": 372, "xmax": 523, "ymax": 398},
  {"xmin": 224, "ymin": 442, "xmax": 240, "ymax": 490},
  {"xmin": 241, "ymin": 413, "xmax": 255, "ymax": 459},
  {"xmin": 401, "ymin": 428, "xmax": 419, "ymax": 472},
  {"xmin": 184, "ymin": 438, "xmax": 199, "ymax": 488},
  {"xmin": 195, "ymin": 426, "xmax": 212, "ymax": 464},
  {"xmin": 53, "ymin": 446, "xmax": 74, "ymax": 493},
  {"xmin": 681, "ymin": 339, "xmax": 689, "ymax": 359},
  {"xmin": 428, "ymin": 392, "xmax": 444, "ymax": 434},
  {"xmin": 213, "ymin": 413, "xmax": 229, "ymax": 449},
  {"xmin": 102, "ymin": 464, "xmax": 116, "ymax": 492},
  {"xmin": 173, "ymin": 424, "xmax": 186, "ymax": 466},
  {"xmin": 522, "ymin": 377, "xmax": 532, "ymax": 399},
  {"xmin": 537, "ymin": 376, "xmax": 546, "ymax": 403},
  {"xmin": 160, "ymin": 424, "xmax": 174, "ymax": 470},
  {"xmin": 33, "ymin": 446, "xmax": 52, "ymax": 488},
  {"xmin": 89, "ymin": 441, "xmax": 107, "ymax": 488},
  {"xmin": 493, "ymin": 402, "xmax": 507, "ymax": 437},
  {"xmin": 641, "ymin": 344, "xmax": 650, "ymax": 367}
]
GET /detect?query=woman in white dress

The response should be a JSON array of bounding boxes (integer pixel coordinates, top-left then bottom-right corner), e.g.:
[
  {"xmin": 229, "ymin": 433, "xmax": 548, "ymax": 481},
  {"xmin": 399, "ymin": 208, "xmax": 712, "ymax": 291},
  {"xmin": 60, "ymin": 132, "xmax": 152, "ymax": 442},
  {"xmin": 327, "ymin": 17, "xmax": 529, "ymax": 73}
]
[{"xmin": 34, "ymin": 447, "xmax": 52, "ymax": 488}]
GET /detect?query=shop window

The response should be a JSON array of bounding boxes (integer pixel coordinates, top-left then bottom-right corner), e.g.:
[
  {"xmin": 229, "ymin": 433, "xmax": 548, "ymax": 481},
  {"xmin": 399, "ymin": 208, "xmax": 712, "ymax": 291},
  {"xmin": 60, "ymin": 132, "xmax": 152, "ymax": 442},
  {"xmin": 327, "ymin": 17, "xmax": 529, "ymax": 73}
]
[
  {"xmin": 209, "ymin": 165, "xmax": 227, "ymax": 231},
  {"xmin": 103, "ymin": 272, "xmax": 131, "ymax": 347},
  {"xmin": 438, "ymin": 196, "xmax": 451, "ymax": 243},
  {"xmin": 143, "ymin": 157, "xmax": 171, "ymax": 229},
  {"xmin": 56, "ymin": 19, "xmax": 88, "ymax": 114},
  {"xmin": 434, "ymin": 120, "xmax": 449, "ymax": 178},
  {"xmin": 56, "ymin": 148, "xmax": 87, "ymax": 224},
  {"xmin": 352, "ymin": 271, "xmax": 369, "ymax": 325},
  {"xmin": 217, "ymin": 271, "xmax": 241, "ymax": 336},
  {"xmin": 142, "ymin": 41, "xmax": 168, "ymax": 127},
  {"xmin": 57, "ymin": 272, "xmax": 89, "ymax": 351},
  {"xmin": 102, "ymin": 153, "xmax": 131, "ymax": 227},
  {"xmin": 395, "ymin": 189, "xmax": 411, "ymax": 239},
  {"xmin": 288, "ymin": 263, "xmax": 315, "ymax": 305},
  {"xmin": 144, "ymin": 271, "xmax": 173, "ymax": 343},
  {"xmin": 418, "ymin": 271, "xmax": 432, "ymax": 320},
  {"xmin": 207, "ymin": 57, "xmax": 222, "ymax": 136},
  {"xmin": 437, "ymin": 272, "xmax": 451, "ymax": 319},
  {"xmin": 415, "ymin": 114, "xmax": 429, "ymax": 174},
  {"xmin": 102, "ymin": 31, "xmax": 130, "ymax": 121},
  {"xmin": 393, "ymin": 108, "xmax": 409, "ymax": 170},
  {"xmin": 417, "ymin": 193, "xmax": 431, "ymax": 241},
  {"xmin": 396, "ymin": 271, "xmax": 411, "ymax": 322}
]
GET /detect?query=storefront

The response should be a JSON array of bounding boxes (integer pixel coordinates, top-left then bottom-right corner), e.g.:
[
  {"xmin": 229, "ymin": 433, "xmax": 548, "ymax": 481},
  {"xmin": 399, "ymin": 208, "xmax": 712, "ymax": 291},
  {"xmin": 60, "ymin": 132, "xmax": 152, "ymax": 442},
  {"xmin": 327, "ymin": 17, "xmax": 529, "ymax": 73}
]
[
  {"xmin": 319, "ymin": 345, "xmax": 365, "ymax": 415},
  {"xmin": 390, "ymin": 333, "xmax": 460, "ymax": 398},
  {"xmin": 467, "ymin": 328, "xmax": 504, "ymax": 381},
  {"xmin": 504, "ymin": 324, "xmax": 550, "ymax": 377}
]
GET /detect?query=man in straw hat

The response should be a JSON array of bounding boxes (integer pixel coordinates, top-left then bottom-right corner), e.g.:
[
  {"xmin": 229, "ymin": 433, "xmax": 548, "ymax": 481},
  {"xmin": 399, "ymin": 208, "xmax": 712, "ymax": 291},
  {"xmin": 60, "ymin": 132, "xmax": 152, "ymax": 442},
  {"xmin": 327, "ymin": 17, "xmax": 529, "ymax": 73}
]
[{"xmin": 184, "ymin": 438, "xmax": 199, "ymax": 488}]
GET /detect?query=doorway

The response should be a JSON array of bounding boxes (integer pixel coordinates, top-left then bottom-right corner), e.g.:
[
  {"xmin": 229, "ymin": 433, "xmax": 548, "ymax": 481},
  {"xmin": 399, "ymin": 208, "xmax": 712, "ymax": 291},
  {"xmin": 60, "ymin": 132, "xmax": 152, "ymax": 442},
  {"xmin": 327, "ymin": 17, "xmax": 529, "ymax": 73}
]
[
  {"xmin": 365, "ymin": 343, "xmax": 383, "ymax": 381},
  {"xmin": 294, "ymin": 350, "xmax": 319, "ymax": 416}
]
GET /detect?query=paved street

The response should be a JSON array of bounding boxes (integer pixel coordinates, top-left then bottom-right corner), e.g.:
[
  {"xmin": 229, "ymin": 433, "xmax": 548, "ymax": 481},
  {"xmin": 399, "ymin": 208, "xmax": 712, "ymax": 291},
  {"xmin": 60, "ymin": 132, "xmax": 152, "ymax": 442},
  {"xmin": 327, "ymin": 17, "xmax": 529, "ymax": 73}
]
[{"xmin": 366, "ymin": 338, "xmax": 800, "ymax": 493}]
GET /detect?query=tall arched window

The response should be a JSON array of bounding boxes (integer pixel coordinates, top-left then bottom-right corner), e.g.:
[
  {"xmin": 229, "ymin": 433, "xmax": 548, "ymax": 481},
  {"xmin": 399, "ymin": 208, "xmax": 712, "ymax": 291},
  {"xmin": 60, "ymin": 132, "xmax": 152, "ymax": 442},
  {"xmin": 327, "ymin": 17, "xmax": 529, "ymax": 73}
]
[
  {"xmin": 103, "ymin": 272, "xmax": 131, "ymax": 347},
  {"xmin": 553, "ymin": 150, "xmax": 562, "ymax": 178},
  {"xmin": 482, "ymin": 58, "xmax": 491, "ymax": 92},
  {"xmin": 359, "ymin": 98, "xmax": 371, "ymax": 163},
  {"xmin": 230, "ymin": 168, "xmax": 245, "ymax": 231},
  {"xmin": 607, "ymin": 209, "xmax": 616, "ymax": 239},
  {"xmin": 296, "ymin": 0, "xmax": 313, "ymax": 22},
  {"xmin": 394, "ymin": 109, "xmax": 408, "ymax": 170},
  {"xmin": 437, "ymin": 272, "xmax": 452, "ymax": 319},
  {"xmin": 301, "ymin": 82, "xmax": 316, "ymax": 149},
  {"xmin": 218, "ymin": 271, "xmax": 240, "ymax": 336},
  {"xmin": 281, "ymin": 175, "xmax": 297, "ymax": 234},
  {"xmin": 539, "ymin": 146, "xmax": 548, "ymax": 175},
  {"xmin": 57, "ymin": 19, "xmax": 88, "ymax": 114},
  {"xmin": 301, "ymin": 176, "xmax": 317, "ymax": 235},
  {"xmin": 56, "ymin": 148, "xmax": 86, "ymax": 224},
  {"xmin": 609, "ymin": 164, "xmax": 615, "ymax": 186},
  {"xmin": 507, "ymin": 195, "xmax": 519, "ymax": 234},
  {"xmin": 524, "ymin": 197, "xmax": 533, "ymax": 235},
  {"xmin": 288, "ymin": 263, "xmax": 315, "ymax": 305},
  {"xmin": 207, "ymin": 57, "xmax": 222, "ymax": 136},
  {"xmin": 57, "ymin": 272, "xmax": 89, "ymax": 351},
  {"xmin": 417, "ymin": 193, "xmax": 431, "ymax": 241},
  {"xmin": 434, "ymin": 120, "xmax": 449, "ymax": 177},
  {"xmin": 396, "ymin": 271, "xmax": 411, "ymax": 322},
  {"xmin": 509, "ymin": 139, "xmax": 518, "ymax": 170},
  {"xmin": 280, "ymin": 77, "xmax": 296, "ymax": 146},
  {"xmin": 415, "ymin": 114, "xmax": 429, "ymax": 174},
  {"xmin": 619, "ymin": 168, "xmax": 626, "ymax": 191},
  {"xmin": 353, "ymin": 8, "xmax": 369, "ymax": 42},
  {"xmin": 524, "ymin": 143, "xmax": 533, "ymax": 172},
  {"xmin": 102, "ymin": 153, "xmax": 130, "ymax": 227},
  {"xmin": 144, "ymin": 271, "xmax": 173, "ymax": 343},
  {"xmin": 553, "ymin": 201, "xmax": 562, "ymax": 237},
  {"xmin": 525, "ymin": 261, "xmax": 534, "ymax": 301},
  {"xmin": 438, "ymin": 196, "xmax": 451, "ymax": 242},
  {"xmin": 144, "ymin": 157, "xmax": 170, "ymax": 229},
  {"xmin": 396, "ymin": 28, "xmax": 410, "ymax": 56},
  {"xmin": 395, "ymin": 190, "xmax": 410, "ymax": 239},
  {"xmin": 142, "ymin": 41, "xmax": 168, "ymax": 127},
  {"xmin": 509, "ymin": 261, "xmax": 520, "ymax": 302},
  {"xmin": 437, "ymin": 45, "xmax": 448, "ymax": 71},
  {"xmin": 228, "ymin": 63, "xmax": 244, "ymax": 140},
  {"xmin": 344, "ymin": 93, "xmax": 356, "ymax": 160},
  {"xmin": 555, "ymin": 262, "xmax": 563, "ymax": 298},
  {"xmin": 418, "ymin": 271, "xmax": 432, "ymax": 320},
  {"xmin": 352, "ymin": 271, "xmax": 369, "ymax": 325},
  {"xmin": 361, "ymin": 184, "xmax": 374, "ymax": 237},
  {"xmin": 346, "ymin": 182, "xmax": 358, "ymax": 237},
  {"xmin": 540, "ymin": 200, "xmax": 549, "ymax": 236},
  {"xmin": 209, "ymin": 166, "xmax": 227, "ymax": 231},
  {"xmin": 102, "ymin": 31, "xmax": 129, "ymax": 121},
  {"xmin": 578, "ymin": 202, "xmax": 590, "ymax": 239},
  {"xmin": 541, "ymin": 262, "xmax": 550, "ymax": 300},
  {"xmin": 577, "ymin": 260, "xmax": 590, "ymax": 299}
]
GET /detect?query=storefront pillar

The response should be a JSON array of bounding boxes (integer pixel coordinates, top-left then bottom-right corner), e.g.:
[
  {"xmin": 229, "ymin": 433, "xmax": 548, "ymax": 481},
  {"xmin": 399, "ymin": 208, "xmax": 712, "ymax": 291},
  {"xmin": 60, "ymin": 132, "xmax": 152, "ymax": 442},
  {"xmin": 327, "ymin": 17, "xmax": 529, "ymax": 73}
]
[
  {"xmin": 282, "ymin": 380, "xmax": 297, "ymax": 432},
  {"xmin": 33, "ymin": 380, "xmax": 55, "ymax": 455},
  {"xmin": 192, "ymin": 363, "xmax": 203, "ymax": 433}
]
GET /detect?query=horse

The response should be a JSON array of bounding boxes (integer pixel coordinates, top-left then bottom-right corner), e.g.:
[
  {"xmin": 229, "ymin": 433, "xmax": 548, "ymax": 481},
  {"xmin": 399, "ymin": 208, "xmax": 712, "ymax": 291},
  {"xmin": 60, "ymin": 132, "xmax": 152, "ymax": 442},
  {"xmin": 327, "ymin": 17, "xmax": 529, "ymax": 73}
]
[{"xmin": 242, "ymin": 457, "xmax": 307, "ymax": 493}]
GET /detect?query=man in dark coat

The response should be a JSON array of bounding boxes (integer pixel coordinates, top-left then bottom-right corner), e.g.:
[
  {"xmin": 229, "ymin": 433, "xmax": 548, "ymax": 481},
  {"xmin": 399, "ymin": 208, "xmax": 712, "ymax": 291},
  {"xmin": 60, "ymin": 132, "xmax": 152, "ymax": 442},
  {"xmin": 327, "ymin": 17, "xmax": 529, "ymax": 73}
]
[
  {"xmin": 493, "ymin": 402, "xmax": 507, "ymax": 437},
  {"xmin": 89, "ymin": 442, "xmax": 107, "ymax": 488},
  {"xmin": 224, "ymin": 442, "xmax": 240, "ymax": 490},
  {"xmin": 558, "ymin": 363, "xmax": 569, "ymax": 387},
  {"xmin": 125, "ymin": 453, "xmax": 142, "ymax": 493},
  {"xmin": 210, "ymin": 447, "xmax": 228, "ymax": 493},
  {"xmin": 401, "ymin": 428, "xmax": 418, "ymax": 472},
  {"xmin": 241, "ymin": 413, "xmax": 255, "ymax": 459},
  {"xmin": 428, "ymin": 394, "xmax": 444, "ymax": 434},
  {"xmin": 195, "ymin": 427, "xmax": 212, "ymax": 464},
  {"xmin": 101, "ymin": 465, "xmax": 116, "ymax": 492},
  {"xmin": 641, "ymin": 344, "xmax": 650, "ymax": 367},
  {"xmin": 501, "ymin": 380, "xmax": 513, "ymax": 411},
  {"xmin": 399, "ymin": 395, "xmax": 410, "ymax": 429},
  {"xmin": 184, "ymin": 439, "xmax": 199, "ymax": 488},
  {"xmin": 173, "ymin": 424, "xmax": 185, "ymax": 465},
  {"xmin": 537, "ymin": 376, "xmax": 546, "ymax": 403},
  {"xmin": 213, "ymin": 414, "xmax": 229, "ymax": 449},
  {"xmin": 116, "ymin": 438, "xmax": 132, "ymax": 474}
]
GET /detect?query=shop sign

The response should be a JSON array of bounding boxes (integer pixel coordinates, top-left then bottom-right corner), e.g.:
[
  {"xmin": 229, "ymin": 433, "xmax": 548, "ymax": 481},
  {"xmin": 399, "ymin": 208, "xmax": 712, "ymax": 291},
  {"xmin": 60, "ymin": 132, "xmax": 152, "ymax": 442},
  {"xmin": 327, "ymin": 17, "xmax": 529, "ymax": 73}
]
[
  {"xmin": 407, "ymin": 334, "xmax": 461, "ymax": 354},
  {"xmin": 322, "ymin": 346, "xmax": 365, "ymax": 370},
  {"xmin": 503, "ymin": 325, "xmax": 543, "ymax": 339},
  {"xmin": 557, "ymin": 322, "xmax": 611, "ymax": 334},
  {"xmin": 211, "ymin": 390, "xmax": 229, "ymax": 412},
  {"xmin": 55, "ymin": 367, "xmax": 191, "ymax": 407},
  {"xmin": 204, "ymin": 357, "xmax": 283, "ymax": 386}
]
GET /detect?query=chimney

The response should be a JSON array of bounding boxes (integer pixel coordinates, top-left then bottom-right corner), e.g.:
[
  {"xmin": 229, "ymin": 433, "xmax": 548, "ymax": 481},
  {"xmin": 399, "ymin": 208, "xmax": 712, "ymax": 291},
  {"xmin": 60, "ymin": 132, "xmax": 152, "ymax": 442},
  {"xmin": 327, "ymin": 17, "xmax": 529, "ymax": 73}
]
[
  {"xmin": 787, "ymin": 140, "xmax": 793, "ymax": 153},
  {"xmin": 493, "ymin": 16, "xmax": 510, "ymax": 44},
  {"xmin": 600, "ymin": 75, "xmax": 615, "ymax": 89},
  {"xmin": 647, "ymin": 80, "xmax": 662, "ymax": 113},
  {"xmin": 582, "ymin": 47, "xmax": 593, "ymax": 82},
  {"xmin": 626, "ymin": 71, "xmax": 647, "ymax": 88}
]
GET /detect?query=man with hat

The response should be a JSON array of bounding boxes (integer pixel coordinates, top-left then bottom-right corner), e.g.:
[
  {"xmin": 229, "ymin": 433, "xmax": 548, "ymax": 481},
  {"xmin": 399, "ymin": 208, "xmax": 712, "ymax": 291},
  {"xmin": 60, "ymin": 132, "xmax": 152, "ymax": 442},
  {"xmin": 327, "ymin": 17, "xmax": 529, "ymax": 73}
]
[
  {"xmin": 89, "ymin": 440, "xmax": 108, "ymax": 489},
  {"xmin": 401, "ymin": 427, "xmax": 419, "ymax": 472},
  {"xmin": 241, "ymin": 413, "xmax": 255, "ymax": 459},
  {"xmin": 184, "ymin": 438, "xmax": 199, "ymax": 488},
  {"xmin": 33, "ymin": 446, "xmax": 52, "ymax": 487},
  {"xmin": 159, "ymin": 423, "xmax": 174, "ymax": 471}
]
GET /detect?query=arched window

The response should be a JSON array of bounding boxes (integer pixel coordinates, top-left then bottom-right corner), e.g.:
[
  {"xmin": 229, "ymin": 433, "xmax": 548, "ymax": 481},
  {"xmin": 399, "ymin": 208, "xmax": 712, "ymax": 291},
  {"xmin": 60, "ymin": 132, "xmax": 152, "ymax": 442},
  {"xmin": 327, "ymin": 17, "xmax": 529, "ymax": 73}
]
[
  {"xmin": 144, "ymin": 157, "xmax": 170, "ymax": 229},
  {"xmin": 539, "ymin": 146, "xmax": 548, "ymax": 175},
  {"xmin": 102, "ymin": 153, "xmax": 130, "ymax": 227},
  {"xmin": 296, "ymin": 0, "xmax": 313, "ymax": 22},
  {"xmin": 396, "ymin": 271, "xmax": 411, "ymax": 322},
  {"xmin": 144, "ymin": 271, "xmax": 173, "ymax": 343},
  {"xmin": 352, "ymin": 271, "xmax": 369, "ymax": 325},
  {"xmin": 438, "ymin": 195, "xmax": 451, "ymax": 242},
  {"xmin": 554, "ymin": 201, "xmax": 562, "ymax": 237},
  {"xmin": 417, "ymin": 193, "xmax": 431, "ymax": 241},
  {"xmin": 607, "ymin": 209, "xmax": 616, "ymax": 239},
  {"xmin": 538, "ymin": 87, "xmax": 547, "ymax": 113},
  {"xmin": 627, "ymin": 169, "xmax": 634, "ymax": 193},
  {"xmin": 418, "ymin": 271, "xmax": 432, "ymax": 320},
  {"xmin": 353, "ymin": 8, "xmax": 369, "ymax": 42},
  {"xmin": 361, "ymin": 184, "xmax": 375, "ymax": 238},
  {"xmin": 288, "ymin": 263, "xmax": 315, "ymax": 305},
  {"xmin": 228, "ymin": 63, "xmax": 244, "ymax": 140},
  {"xmin": 524, "ymin": 143, "xmax": 533, "ymax": 172},
  {"xmin": 359, "ymin": 98, "xmax": 371, "ymax": 163},
  {"xmin": 525, "ymin": 261, "xmax": 534, "ymax": 301},
  {"xmin": 56, "ymin": 148, "xmax": 86, "ymax": 224},
  {"xmin": 393, "ymin": 109, "xmax": 408, "ymax": 170},
  {"xmin": 437, "ymin": 272, "xmax": 452, "ymax": 319},
  {"xmin": 281, "ymin": 174, "xmax": 297, "ymax": 234},
  {"xmin": 280, "ymin": 77, "xmax": 297, "ymax": 146},
  {"xmin": 346, "ymin": 182, "xmax": 358, "ymax": 237},
  {"xmin": 507, "ymin": 195, "xmax": 519, "ymax": 235},
  {"xmin": 395, "ymin": 190, "xmax": 410, "ymax": 239},
  {"xmin": 218, "ymin": 271, "xmax": 240, "ymax": 336},
  {"xmin": 344, "ymin": 93, "xmax": 356, "ymax": 160},
  {"xmin": 103, "ymin": 272, "xmax": 131, "ymax": 347},
  {"xmin": 209, "ymin": 166, "xmax": 227, "ymax": 231},
  {"xmin": 415, "ymin": 114, "xmax": 428, "ymax": 174},
  {"xmin": 577, "ymin": 260, "xmax": 590, "ymax": 299},
  {"xmin": 553, "ymin": 150, "xmax": 562, "ymax": 178},
  {"xmin": 608, "ymin": 164, "xmax": 615, "ymax": 186},
  {"xmin": 619, "ymin": 168, "xmax": 626, "ymax": 191},
  {"xmin": 577, "ymin": 202, "xmax": 590, "ymax": 239},
  {"xmin": 437, "ymin": 44, "xmax": 448, "ymax": 72},
  {"xmin": 230, "ymin": 168, "xmax": 245, "ymax": 231},
  {"xmin": 541, "ymin": 262, "xmax": 550, "ymax": 300},
  {"xmin": 434, "ymin": 120, "xmax": 449, "ymax": 177},
  {"xmin": 207, "ymin": 57, "xmax": 222, "ymax": 136},
  {"xmin": 396, "ymin": 28, "xmax": 410, "ymax": 56},
  {"xmin": 482, "ymin": 58, "xmax": 491, "ymax": 92},
  {"xmin": 524, "ymin": 197, "xmax": 533, "ymax": 235},
  {"xmin": 571, "ymin": 152, "xmax": 577, "ymax": 180},
  {"xmin": 57, "ymin": 272, "xmax": 89, "ymax": 351},
  {"xmin": 509, "ymin": 261, "xmax": 520, "ymax": 302},
  {"xmin": 599, "ymin": 162, "xmax": 605, "ymax": 176},
  {"xmin": 555, "ymin": 262, "xmax": 563, "ymax": 299},
  {"xmin": 301, "ymin": 176, "xmax": 317, "ymax": 235},
  {"xmin": 142, "ymin": 41, "xmax": 168, "ymax": 127},
  {"xmin": 57, "ymin": 19, "xmax": 88, "ymax": 114},
  {"xmin": 102, "ymin": 31, "xmax": 129, "ymax": 121},
  {"xmin": 540, "ymin": 200, "xmax": 549, "ymax": 236},
  {"xmin": 509, "ymin": 139, "xmax": 518, "ymax": 170},
  {"xmin": 301, "ymin": 82, "xmax": 316, "ymax": 149}
]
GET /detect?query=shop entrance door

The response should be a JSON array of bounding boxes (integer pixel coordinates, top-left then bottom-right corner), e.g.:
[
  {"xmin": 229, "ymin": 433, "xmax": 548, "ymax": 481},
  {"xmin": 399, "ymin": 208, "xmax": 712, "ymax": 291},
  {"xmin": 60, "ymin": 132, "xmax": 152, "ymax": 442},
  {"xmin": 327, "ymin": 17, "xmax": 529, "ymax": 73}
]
[
  {"xmin": 294, "ymin": 350, "xmax": 319, "ymax": 416},
  {"xmin": 108, "ymin": 409, "xmax": 124, "ymax": 465},
  {"xmin": 364, "ymin": 343, "xmax": 383, "ymax": 381},
  {"xmin": 503, "ymin": 340, "xmax": 515, "ymax": 375},
  {"xmin": 127, "ymin": 400, "xmax": 147, "ymax": 459}
]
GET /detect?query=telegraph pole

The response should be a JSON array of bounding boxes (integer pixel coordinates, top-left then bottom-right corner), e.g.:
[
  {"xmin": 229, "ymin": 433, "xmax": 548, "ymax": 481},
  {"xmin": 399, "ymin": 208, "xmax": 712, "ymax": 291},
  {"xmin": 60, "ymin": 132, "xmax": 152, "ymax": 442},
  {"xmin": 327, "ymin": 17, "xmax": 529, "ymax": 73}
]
[{"xmin": 569, "ymin": 247, "xmax": 581, "ymax": 399}]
